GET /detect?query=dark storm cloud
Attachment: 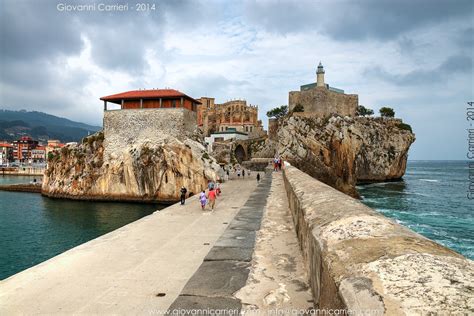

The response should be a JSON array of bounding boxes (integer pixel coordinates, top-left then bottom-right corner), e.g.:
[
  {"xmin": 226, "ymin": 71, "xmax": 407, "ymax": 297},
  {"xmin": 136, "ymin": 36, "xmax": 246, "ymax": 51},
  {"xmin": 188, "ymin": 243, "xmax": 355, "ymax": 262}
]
[
  {"xmin": 0, "ymin": 0, "xmax": 203, "ymax": 75},
  {"xmin": 244, "ymin": 0, "xmax": 473, "ymax": 41},
  {"xmin": 366, "ymin": 55, "xmax": 473, "ymax": 86},
  {"xmin": 0, "ymin": 0, "xmax": 83, "ymax": 61}
]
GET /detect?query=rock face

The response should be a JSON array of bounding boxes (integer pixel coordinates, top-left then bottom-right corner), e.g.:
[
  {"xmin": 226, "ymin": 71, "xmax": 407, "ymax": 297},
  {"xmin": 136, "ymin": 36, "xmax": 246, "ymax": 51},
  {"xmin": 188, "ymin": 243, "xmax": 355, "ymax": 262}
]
[
  {"xmin": 260, "ymin": 114, "xmax": 415, "ymax": 197},
  {"xmin": 42, "ymin": 108, "xmax": 222, "ymax": 203}
]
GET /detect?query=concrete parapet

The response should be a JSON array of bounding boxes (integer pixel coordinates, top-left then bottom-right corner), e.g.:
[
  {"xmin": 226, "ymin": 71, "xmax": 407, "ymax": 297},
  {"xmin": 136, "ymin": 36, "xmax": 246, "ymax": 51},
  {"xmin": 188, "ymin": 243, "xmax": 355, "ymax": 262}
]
[{"xmin": 282, "ymin": 163, "xmax": 474, "ymax": 315}]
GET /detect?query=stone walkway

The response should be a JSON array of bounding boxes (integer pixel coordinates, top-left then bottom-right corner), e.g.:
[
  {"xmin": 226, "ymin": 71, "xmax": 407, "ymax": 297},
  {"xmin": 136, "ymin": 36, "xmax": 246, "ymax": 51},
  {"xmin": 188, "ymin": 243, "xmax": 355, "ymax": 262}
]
[
  {"xmin": 168, "ymin": 171, "xmax": 313, "ymax": 314},
  {"xmin": 168, "ymin": 170, "xmax": 272, "ymax": 312},
  {"xmin": 236, "ymin": 171, "xmax": 313, "ymax": 313},
  {"xmin": 0, "ymin": 176, "xmax": 260, "ymax": 315}
]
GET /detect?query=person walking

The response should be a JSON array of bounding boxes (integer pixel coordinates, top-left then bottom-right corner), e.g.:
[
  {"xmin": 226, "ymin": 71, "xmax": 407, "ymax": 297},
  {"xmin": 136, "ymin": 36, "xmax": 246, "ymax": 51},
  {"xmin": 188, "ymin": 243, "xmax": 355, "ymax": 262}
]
[
  {"xmin": 225, "ymin": 169, "xmax": 229, "ymax": 181},
  {"xmin": 215, "ymin": 182, "xmax": 221, "ymax": 196},
  {"xmin": 199, "ymin": 190, "xmax": 207, "ymax": 210},
  {"xmin": 242, "ymin": 169, "xmax": 245, "ymax": 178},
  {"xmin": 237, "ymin": 168, "xmax": 241, "ymax": 179},
  {"xmin": 207, "ymin": 188, "xmax": 217, "ymax": 211},
  {"xmin": 208, "ymin": 180, "xmax": 215, "ymax": 191},
  {"xmin": 257, "ymin": 173, "xmax": 260, "ymax": 182},
  {"xmin": 180, "ymin": 186, "xmax": 187, "ymax": 205}
]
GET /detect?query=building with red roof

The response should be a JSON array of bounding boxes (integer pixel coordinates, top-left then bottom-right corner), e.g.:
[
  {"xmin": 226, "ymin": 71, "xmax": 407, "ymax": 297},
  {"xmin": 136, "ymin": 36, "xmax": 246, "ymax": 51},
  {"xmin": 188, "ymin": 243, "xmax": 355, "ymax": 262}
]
[
  {"xmin": 12, "ymin": 136, "xmax": 39, "ymax": 163},
  {"xmin": 100, "ymin": 89, "xmax": 201, "ymax": 112}
]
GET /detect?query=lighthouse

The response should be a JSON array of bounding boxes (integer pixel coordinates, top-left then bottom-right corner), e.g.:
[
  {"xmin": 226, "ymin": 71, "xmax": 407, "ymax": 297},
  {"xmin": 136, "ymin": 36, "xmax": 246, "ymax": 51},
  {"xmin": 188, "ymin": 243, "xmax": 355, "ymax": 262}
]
[{"xmin": 316, "ymin": 62, "xmax": 325, "ymax": 88}]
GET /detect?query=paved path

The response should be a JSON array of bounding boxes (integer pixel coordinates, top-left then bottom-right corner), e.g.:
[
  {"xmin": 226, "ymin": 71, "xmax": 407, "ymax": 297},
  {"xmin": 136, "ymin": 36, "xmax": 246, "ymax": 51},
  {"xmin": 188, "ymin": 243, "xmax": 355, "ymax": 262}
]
[
  {"xmin": 0, "ymin": 177, "xmax": 260, "ymax": 315},
  {"xmin": 168, "ymin": 171, "xmax": 272, "ymax": 312},
  {"xmin": 167, "ymin": 171, "xmax": 313, "ymax": 314},
  {"xmin": 236, "ymin": 171, "xmax": 313, "ymax": 311}
]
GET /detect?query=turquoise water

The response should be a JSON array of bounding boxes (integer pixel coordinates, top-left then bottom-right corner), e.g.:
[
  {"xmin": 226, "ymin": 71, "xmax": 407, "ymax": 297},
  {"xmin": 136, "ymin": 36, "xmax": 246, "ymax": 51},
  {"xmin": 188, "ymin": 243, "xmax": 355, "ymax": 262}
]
[
  {"xmin": 0, "ymin": 175, "xmax": 162, "ymax": 280},
  {"xmin": 358, "ymin": 160, "xmax": 474, "ymax": 260}
]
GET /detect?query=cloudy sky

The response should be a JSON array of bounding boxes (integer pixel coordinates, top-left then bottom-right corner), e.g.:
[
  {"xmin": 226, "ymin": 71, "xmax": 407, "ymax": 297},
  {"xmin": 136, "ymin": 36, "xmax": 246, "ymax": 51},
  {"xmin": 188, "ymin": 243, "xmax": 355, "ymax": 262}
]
[{"xmin": 0, "ymin": 0, "xmax": 472, "ymax": 160}]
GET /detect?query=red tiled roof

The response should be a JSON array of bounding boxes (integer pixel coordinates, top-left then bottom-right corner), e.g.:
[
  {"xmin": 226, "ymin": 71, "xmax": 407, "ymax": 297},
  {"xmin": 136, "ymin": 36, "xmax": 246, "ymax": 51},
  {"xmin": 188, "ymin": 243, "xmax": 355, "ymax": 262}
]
[
  {"xmin": 100, "ymin": 89, "xmax": 201, "ymax": 103},
  {"xmin": 0, "ymin": 143, "xmax": 13, "ymax": 147}
]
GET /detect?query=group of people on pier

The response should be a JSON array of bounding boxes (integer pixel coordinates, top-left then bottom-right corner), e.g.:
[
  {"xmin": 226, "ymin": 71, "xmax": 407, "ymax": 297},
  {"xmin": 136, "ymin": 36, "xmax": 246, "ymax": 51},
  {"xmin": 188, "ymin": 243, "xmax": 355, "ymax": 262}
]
[{"xmin": 179, "ymin": 165, "xmax": 262, "ymax": 212}]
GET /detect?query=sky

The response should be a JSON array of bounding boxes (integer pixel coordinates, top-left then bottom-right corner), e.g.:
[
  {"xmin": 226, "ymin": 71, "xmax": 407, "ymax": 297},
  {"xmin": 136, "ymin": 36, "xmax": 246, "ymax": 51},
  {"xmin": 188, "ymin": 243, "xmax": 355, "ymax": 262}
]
[{"xmin": 0, "ymin": 0, "xmax": 473, "ymax": 160}]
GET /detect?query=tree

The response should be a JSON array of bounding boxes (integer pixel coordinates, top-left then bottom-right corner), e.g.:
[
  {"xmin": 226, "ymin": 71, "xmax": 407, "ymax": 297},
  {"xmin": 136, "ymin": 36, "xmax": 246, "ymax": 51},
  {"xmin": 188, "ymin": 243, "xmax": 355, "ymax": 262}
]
[
  {"xmin": 379, "ymin": 107, "xmax": 395, "ymax": 118},
  {"xmin": 266, "ymin": 105, "xmax": 288, "ymax": 119},
  {"xmin": 292, "ymin": 103, "xmax": 304, "ymax": 113},
  {"xmin": 356, "ymin": 105, "xmax": 374, "ymax": 116}
]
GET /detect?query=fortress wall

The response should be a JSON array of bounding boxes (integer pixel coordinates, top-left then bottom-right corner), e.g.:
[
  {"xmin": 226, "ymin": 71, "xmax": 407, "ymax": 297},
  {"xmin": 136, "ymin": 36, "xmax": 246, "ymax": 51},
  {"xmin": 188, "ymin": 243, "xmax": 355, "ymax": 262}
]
[
  {"xmin": 282, "ymin": 163, "xmax": 473, "ymax": 314},
  {"xmin": 289, "ymin": 87, "xmax": 358, "ymax": 117},
  {"xmin": 103, "ymin": 108, "xmax": 197, "ymax": 159}
]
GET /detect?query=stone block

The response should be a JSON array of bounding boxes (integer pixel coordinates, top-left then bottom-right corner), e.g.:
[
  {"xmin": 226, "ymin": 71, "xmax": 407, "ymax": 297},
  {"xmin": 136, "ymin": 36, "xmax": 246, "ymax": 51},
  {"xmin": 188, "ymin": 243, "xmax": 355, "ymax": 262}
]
[{"xmin": 180, "ymin": 261, "xmax": 250, "ymax": 297}]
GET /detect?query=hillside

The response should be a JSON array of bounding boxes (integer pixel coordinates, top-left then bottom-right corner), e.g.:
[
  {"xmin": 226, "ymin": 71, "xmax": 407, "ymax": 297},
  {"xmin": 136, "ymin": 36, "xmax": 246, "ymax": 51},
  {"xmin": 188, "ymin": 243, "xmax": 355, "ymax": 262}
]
[{"xmin": 0, "ymin": 109, "xmax": 101, "ymax": 143}]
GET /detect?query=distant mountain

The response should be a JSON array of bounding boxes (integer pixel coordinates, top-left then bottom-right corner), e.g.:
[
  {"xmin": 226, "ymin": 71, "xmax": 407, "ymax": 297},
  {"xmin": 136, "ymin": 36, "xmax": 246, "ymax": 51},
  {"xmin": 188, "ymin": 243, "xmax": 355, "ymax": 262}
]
[{"xmin": 0, "ymin": 109, "xmax": 101, "ymax": 143}]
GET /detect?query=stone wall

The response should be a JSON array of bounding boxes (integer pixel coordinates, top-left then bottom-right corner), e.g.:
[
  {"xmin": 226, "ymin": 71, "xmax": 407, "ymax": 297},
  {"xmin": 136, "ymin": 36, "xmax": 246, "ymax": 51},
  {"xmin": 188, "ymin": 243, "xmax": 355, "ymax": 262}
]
[
  {"xmin": 289, "ymin": 86, "xmax": 358, "ymax": 117},
  {"xmin": 103, "ymin": 108, "xmax": 197, "ymax": 161},
  {"xmin": 282, "ymin": 163, "xmax": 474, "ymax": 314}
]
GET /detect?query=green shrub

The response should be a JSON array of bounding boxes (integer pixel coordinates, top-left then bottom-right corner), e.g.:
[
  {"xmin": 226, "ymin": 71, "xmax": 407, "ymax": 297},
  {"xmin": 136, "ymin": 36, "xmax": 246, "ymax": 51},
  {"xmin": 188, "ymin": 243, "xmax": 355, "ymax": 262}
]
[
  {"xmin": 380, "ymin": 107, "xmax": 395, "ymax": 118},
  {"xmin": 397, "ymin": 122, "xmax": 412, "ymax": 132}
]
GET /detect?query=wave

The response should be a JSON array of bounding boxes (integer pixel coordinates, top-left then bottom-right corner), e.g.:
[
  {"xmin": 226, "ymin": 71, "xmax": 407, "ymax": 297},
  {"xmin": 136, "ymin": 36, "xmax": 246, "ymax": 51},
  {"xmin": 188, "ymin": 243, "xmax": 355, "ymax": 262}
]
[{"xmin": 419, "ymin": 179, "xmax": 439, "ymax": 182}]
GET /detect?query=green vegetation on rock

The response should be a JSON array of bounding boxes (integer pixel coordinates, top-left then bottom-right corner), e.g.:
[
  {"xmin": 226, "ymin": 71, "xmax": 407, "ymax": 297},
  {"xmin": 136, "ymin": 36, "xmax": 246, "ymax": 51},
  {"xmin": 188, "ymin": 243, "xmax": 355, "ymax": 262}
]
[
  {"xmin": 379, "ymin": 107, "xmax": 395, "ymax": 118},
  {"xmin": 356, "ymin": 105, "xmax": 374, "ymax": 116},
  {"xmin": 267, "ymin": 105, "xmax": 288, "ymax": 119}
]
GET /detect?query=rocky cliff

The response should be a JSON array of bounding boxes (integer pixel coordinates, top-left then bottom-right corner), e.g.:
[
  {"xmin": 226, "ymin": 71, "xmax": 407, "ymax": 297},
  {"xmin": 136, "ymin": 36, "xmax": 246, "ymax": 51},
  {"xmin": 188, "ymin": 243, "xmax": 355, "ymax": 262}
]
[
  {"xmin": 42, "ymin": 131, "xmax": 221, "ymax": 203},
  {"xmin": 257, "ymin": 114, "xmax": 415, "ymax": 197}
]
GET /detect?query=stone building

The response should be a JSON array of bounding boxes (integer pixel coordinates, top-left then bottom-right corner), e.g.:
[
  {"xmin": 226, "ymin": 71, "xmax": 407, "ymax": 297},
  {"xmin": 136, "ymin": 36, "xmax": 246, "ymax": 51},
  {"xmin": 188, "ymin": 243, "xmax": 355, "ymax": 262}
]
[
  {"xmin": 100, "ymin": 89, "xmax": 201, "ymax": 156},
  {"xmin": 289, "ymin": 62, "xmax": 358, "ymax": 117},
  {"xmin": 197, "ymin": 98, "xmax": 265, "ymax": 138}
]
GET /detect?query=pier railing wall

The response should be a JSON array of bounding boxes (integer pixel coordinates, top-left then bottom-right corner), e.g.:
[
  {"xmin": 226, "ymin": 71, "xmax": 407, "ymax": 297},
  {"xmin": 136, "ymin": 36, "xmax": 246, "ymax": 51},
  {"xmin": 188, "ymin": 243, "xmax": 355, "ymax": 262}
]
[{"xmin": 282, "ymin": 162, "xmax": 473, "ymax": 315}]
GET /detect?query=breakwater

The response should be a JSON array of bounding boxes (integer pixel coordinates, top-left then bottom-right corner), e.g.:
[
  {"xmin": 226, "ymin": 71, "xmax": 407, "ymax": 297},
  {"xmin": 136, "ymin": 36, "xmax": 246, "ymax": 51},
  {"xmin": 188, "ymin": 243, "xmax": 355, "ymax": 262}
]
[
  {"xmin": 282, "ymin": 162, "xmax": 473, "ymax": 314},
  {"xmin": 0, "ymin": 183, "xmax": 42, "ymax": 193}
]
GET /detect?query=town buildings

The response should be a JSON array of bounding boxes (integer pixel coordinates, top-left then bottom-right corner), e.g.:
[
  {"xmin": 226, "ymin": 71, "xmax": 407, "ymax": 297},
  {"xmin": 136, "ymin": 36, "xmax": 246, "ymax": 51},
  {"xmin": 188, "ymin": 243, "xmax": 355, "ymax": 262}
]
[
  {"xmin": 288, "ymin": 62, "xmax": 358, "ymax": 117},
  {"xmin": 0, "ymin": 138, "xmax": 64, "ymax": 166},
  {"xmin": 197, "ymin": 98, "xmax": 265, "ymax": 138},
  {"xmin": 0, "ymin": 143, "xmax": 13, "ymax": 166},
  {"xmin": 12, "ymin": 136, "xmax": 39, "ymax": 164}
]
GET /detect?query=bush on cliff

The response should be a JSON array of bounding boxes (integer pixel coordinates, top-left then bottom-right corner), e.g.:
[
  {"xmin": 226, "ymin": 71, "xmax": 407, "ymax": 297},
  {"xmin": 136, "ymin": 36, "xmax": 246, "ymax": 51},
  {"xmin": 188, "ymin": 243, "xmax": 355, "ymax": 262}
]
[
  {"xmin": 397, "ymin": 122, "xmax": 413, "ymax": 132},
  {"xmin": 380, "ymin": 107, "xmax": 395, "ymax": 118},
  {"xmin": 267, "ymin": 105, "xmax": 288, "ymax": 119},
  {"xmin": 356, "ymin": 105, "xmax": 374, "ymax": 116}
]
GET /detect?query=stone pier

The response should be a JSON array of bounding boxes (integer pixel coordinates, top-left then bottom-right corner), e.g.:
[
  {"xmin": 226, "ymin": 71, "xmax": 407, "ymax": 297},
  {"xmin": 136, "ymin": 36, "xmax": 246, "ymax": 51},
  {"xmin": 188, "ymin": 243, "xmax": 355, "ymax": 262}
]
[{"xmin": 0, "ymin": 175, "xmax": 263, "ymax": 314}]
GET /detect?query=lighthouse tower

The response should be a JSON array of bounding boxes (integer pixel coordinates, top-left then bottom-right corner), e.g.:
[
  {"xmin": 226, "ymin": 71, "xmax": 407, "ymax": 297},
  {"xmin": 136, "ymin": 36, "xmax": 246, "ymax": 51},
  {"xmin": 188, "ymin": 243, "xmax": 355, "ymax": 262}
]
[{"xmin": 316, "ymin": 62, "xmax": 326, "ymax": 88}]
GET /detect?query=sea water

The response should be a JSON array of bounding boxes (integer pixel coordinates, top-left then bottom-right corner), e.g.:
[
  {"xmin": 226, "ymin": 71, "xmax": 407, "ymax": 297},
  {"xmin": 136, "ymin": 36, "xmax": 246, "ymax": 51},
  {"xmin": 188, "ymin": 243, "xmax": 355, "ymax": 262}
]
[
  {"xmin": 0, "ymin": 175, "xmax": 161, "ymax": 280},
  {"xmin": 358, "ymin": 160, "xmax": 474, "ymax": 260}
]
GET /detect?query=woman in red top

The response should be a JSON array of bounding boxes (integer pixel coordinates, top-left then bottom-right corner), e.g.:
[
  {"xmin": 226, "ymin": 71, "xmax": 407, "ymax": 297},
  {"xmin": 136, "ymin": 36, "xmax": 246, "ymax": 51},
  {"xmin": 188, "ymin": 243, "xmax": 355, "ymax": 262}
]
[{"xmin": 207, "ymin": 188, "xmax": 217, "ymax": 211}]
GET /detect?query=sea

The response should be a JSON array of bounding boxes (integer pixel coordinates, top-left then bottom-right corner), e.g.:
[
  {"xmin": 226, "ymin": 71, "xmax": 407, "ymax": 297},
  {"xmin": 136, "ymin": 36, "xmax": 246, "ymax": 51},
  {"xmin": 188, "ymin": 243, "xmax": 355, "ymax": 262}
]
[
  {"xmin": 0, "ymin": 175, "xmax": 161, "ymax": 280},
  {"xmin": 358, "ymin": 160, "xmax": 474, "ymax": 260}
]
